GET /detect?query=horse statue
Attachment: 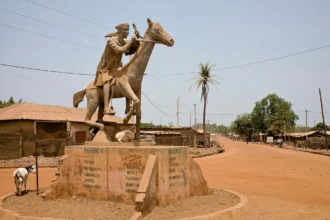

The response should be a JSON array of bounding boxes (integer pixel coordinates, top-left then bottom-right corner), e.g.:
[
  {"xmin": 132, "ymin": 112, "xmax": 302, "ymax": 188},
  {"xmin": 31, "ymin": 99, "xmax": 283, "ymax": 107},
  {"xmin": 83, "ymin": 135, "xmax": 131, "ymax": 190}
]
[{"xmin": 73, "ymin": 18, "xmax": 174, "ymax": 140}]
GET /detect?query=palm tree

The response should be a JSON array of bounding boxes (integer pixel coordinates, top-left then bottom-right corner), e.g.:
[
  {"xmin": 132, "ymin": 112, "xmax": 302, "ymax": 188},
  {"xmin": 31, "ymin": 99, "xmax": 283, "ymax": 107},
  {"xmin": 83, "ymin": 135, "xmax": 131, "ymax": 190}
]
[{"xmin": 190, "ymin": 62, "xmax": 220, "ymax": 147}]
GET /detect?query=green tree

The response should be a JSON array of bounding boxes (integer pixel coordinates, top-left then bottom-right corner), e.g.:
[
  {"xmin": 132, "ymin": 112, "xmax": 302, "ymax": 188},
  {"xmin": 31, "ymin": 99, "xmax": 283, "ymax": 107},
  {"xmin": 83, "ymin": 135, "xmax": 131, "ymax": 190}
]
[
  {"xmin": 231, "ymin": 113, "xmax": 253, "ymax": 136},
  {"xmin": 140, "ymin": 122, "xmax": 154, "ymax": 128},
  {"xmin": 0, "ymin": 96, "xmax": 22, "ymax": 108},
  {"xmin": 251, "ymin": 94, "xmax": 298, "ymax": 135},
  {"xmin": 215, "ymin": 124, "xmax": 230, "ymax": 135},
  {"xmin": 190, "ymin": 62, "xmax": 220, "ymax": 147},
  {"xmin": 311, "ymin": 122, "xmax": 329, "ymax": 131}
]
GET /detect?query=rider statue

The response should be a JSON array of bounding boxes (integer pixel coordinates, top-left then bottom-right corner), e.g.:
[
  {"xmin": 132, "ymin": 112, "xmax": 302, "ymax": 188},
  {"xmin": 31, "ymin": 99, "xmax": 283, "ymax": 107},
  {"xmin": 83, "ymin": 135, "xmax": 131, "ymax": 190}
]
[{"xmin": 94, "ymin": 22, "xmax": 140, "ymax": 115}]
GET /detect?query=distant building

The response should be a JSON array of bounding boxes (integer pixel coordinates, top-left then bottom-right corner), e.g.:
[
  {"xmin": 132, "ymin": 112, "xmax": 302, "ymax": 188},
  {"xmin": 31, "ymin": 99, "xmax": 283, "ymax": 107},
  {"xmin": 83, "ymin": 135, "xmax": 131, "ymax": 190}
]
[
  {"xmin": 140, "ymin": 127, "xmax": 210, "ymax": 147},
  {"xmin": 0, "ymin": 103, "xmax": 133, "ymax": 159}
]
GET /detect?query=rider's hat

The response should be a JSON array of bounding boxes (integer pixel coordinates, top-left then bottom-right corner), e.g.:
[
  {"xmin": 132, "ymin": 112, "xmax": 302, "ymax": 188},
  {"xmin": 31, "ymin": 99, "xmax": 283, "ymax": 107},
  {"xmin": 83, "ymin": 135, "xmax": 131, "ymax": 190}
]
[
  {"xmin": 104, "ymin": 22, "xmax": 130, "ymax": 38},
  {"xmin": 115, "ymin": 22, "xmax": 129, "ymax": 30}
]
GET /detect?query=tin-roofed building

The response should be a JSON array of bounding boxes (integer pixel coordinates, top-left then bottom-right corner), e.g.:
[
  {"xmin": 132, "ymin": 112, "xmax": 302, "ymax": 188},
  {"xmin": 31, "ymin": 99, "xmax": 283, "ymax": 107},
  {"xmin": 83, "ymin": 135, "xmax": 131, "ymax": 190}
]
[{"xmin": 0, "ymin": 103, "xmax": 133, "ymax": 159}]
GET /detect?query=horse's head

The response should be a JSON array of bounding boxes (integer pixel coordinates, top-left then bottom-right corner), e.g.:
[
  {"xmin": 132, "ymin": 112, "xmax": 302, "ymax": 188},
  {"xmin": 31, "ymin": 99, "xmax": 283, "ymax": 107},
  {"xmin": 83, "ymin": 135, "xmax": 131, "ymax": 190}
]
[{"xmin": 147, "ymin": 18, "xmax": 174, "ymax": 47}]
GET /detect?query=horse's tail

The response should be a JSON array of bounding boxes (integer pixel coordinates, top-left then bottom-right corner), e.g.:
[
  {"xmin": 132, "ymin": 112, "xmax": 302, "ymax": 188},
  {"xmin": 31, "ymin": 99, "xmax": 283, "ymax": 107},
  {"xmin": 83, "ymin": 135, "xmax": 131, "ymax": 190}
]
[{"xmin": 73, "ymin": 89, "xmax": 86, "ymax": 108}]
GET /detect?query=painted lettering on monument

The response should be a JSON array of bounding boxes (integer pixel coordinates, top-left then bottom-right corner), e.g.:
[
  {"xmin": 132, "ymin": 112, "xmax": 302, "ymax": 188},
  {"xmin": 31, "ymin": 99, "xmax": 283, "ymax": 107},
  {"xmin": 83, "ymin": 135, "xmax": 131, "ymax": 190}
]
[
  {"xmin": 168, "ymin": 148, "xmax": 184, "ymax": 188},
  {"xmin": 122, "ymin": 153, "xmax": 143, "ymax": 193},
  {"xmin": 81, "ymin": 150, "xmax": 103, "ymax": 190},
  {"xmin": 84, "ymin": 148, "xmax": 104, "ymax": 153}
]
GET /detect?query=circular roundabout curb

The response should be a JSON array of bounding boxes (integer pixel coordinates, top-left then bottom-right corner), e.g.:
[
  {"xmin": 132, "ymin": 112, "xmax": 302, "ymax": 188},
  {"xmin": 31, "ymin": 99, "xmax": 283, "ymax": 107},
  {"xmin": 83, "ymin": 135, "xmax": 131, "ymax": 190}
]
[
  {"xmin": 0, "ymin": 189, "xmax": 248, "ymax": 220},
  {"xmin": 178, "ymin": 189, "xmax": 248, "ymax": 220}
]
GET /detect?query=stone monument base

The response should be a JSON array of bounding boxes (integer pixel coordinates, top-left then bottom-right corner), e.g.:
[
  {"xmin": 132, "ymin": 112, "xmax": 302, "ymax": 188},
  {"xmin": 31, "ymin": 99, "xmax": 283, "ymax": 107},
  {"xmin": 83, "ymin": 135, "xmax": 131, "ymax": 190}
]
[{"xmin": 43, "ymin": 145, "xmax": 209, "ymax": 214}]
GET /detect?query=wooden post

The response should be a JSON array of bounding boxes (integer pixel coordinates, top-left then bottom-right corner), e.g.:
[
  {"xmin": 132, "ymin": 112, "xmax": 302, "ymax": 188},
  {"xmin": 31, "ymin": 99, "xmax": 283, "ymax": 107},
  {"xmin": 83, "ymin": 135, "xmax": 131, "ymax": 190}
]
[
  {"xmin": 34, "ymin": 121, "xmax": 39, "ymax": 195},
  {"xmin": 35, "ymin": 141, "xmax": 39, "ymax": 195},
  {"xmin": 194, "ymin": 103, "xmax": 197, "ymax": 128},
  {"xmin": 319, "ymin": 88, "xmax": 328, "ymax": 150},
  {"xmin": 305, "ymin": 110, "xmax": 308, "ymax": 146}
]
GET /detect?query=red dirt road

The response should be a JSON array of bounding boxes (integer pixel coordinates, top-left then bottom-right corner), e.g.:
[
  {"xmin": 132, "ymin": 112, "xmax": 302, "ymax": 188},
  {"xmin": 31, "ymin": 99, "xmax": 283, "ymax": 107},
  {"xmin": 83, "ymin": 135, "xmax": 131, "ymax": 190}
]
[
  {"xmin": 0, "ymin": 139, "xmax": 329, "ymax": 219},
  {"xmin": 196, "ymin": 138, "xmax": 330, "ymax": 219},
  {"xmin": 0, "ymin": 168, "xmax": 56, "ymax": 197}
]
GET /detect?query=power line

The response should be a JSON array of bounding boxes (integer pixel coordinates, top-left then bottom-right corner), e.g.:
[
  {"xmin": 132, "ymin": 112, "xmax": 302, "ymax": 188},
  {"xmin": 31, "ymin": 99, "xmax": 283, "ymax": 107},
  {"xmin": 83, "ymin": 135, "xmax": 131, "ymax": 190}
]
[
  {"xmin": 147, "ymin": 76, "xmax": 173, "ymax": 100},
  {"xmin": 3, "ymin": 7, "xmax": 328, "ymax": 79},
  {"xmin": 148, "ymin": 72, "xmax": 196, "ymax": 76},
  {"xmin": 1, "ymin": 68, "xmax": 71, "ymax": 92},
  {"xmin": 0, "ymin": 64, "xmax": 94, "ymax": 76},
  {"xmin": 214, "ymin": 45, "xmax": 330, "ymax": 72},
  {"xmin": 149, "ymin": 44, "xmax": 330, "ymax": 76},
  {"xmin": 141, "ymin": 91, "xmax": 175, "ymax": 116},
  {"xmin": 25, "ymin": 0, "xmax": 110, "ymax": 29},
  {"xmin": 179, "ymin": 112, "xmax": 240, "ymax": 116},
  {"xmin": 0, "ymin": 63, "xmax": 190, "ymax": 78},
  {"xmin": 2, "ymin": 64, "xmax": 328, "ymax": 118},
  {"xmin": 306, "ymin": 110, "xmax": 330, "ymax": 114},
  {"xmin": 0, "ymin": 64, "xmax": 175, "ymax": 115},
  {"xmin": 1, "ymin": 66, "xmax": 176, "ymax": 116},
  {"xmin": 0, "ymin": 23, "xmax": 99, "ymax": 50},
  {"xmin": 16, "ymin": 1, "xmax": 330, "ymax": 78},
  {"xmin": 0, "ymin": 8, "xmax": 103, "ymax": 40},
  {"xmin": 153, "ymin": 76, "xmax": 173, "ymax": 95}
]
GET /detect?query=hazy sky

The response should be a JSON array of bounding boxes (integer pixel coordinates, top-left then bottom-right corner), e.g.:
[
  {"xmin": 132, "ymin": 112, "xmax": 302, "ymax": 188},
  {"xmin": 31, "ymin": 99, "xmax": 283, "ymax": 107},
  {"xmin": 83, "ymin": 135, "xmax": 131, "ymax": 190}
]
[{"xmin": 0, "ymin": 0, "xmax": 329, "ymax": 127}]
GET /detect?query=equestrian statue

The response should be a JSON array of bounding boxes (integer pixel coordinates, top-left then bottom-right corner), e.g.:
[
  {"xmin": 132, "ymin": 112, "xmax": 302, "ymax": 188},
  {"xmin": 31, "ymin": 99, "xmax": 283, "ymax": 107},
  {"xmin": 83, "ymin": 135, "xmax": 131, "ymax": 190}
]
[{"xmin": 73, "ymin": 18, "xmax": 174, "ymax": 140}]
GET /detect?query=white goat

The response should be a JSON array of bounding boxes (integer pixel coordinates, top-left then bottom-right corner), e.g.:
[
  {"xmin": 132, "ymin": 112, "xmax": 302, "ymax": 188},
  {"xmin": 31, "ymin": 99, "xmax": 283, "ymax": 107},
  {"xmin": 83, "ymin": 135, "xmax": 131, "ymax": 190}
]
[
  {"xmin": 13, "ymin": 165, "xmax": 36, "ymax": 196},
  {"xmin": 115, "ymin": 130, "xmax": 134, "ymax": 142}
]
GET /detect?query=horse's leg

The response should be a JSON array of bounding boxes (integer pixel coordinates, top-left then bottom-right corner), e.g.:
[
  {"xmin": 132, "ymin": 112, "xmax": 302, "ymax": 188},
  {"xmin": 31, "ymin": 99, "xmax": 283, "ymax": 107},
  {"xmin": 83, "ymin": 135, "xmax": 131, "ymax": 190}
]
[
  {"xmin": 104, "ymin": 81, "xmax": 116, "ymax": 115},
  {"xmin": 125, "ymin": 97, "xmax": 130, "ymax": 114},
  {"xmin": 119, "ymin": 82, "xmax": 139, "ymax": 124},
  {"xmin": 97, "ymin": 103, "xmax": 104, "ymax": 123},
  {"xmin": 135, "ymin": 90, "xmax": 141, "ymax": 140},
  {"xmin": 97, "ymin": 87, "xmax": 104, "ymax": 123},
  {"xmin": 85, "ymin": 89, "xmax": 104, "ymax": 130}
]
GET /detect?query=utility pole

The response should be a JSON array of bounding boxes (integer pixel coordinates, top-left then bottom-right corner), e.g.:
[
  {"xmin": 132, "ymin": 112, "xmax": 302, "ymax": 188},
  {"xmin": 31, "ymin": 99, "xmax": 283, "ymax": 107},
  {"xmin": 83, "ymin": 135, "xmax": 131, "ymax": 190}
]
[
  {"xmin": 193, "ymin": 103, "xmax": 197, "ymax": 129},
  {"xmin": 319, "ymin": 88, "xmax": 328, "ymax": 150},
  {"xmin": 190, "ymin": 111, "xmax": 192, "ymax": 127},
  {"xmin": 176, "ymin": 97, "xmax": 180, "ymax": 127},
  {"xmin": 305, "ymin": 110, "xmax": 308, "ymax": 133}
]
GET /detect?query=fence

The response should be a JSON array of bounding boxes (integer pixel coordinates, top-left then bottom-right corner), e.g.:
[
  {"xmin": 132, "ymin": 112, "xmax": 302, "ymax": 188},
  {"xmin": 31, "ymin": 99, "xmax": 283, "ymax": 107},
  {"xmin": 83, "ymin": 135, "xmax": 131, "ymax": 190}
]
[
  {"xmin": 0, "ymin": 132, "xmax": 22, "ymax": 160},
  {"xmin": 296, "ymin": 137, "xmax": 329, "ymax": 149}
]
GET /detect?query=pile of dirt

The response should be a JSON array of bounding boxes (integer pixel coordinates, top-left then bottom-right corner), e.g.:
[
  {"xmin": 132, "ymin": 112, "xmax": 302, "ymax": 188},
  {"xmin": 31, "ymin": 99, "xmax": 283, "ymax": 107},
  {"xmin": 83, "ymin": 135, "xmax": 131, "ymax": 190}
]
[{"xmin": 2, "ymin": 189, "xmax": 240, "ymax": 220}]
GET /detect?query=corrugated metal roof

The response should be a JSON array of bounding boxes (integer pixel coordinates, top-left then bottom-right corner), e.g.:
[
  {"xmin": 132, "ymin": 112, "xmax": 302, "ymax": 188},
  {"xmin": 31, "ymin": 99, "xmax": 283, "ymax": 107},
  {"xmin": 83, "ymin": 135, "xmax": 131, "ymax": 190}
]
[
  {"xmin": 140, "ymin": 130, "xmax": 182, "ymax": 135},
  {"xmin": 0, "ymin": 103, "xmax": 133, "ymax": 124},
  {"xmin": 283, "ymin": 131, "xmax": 318, "ymax": 137}
]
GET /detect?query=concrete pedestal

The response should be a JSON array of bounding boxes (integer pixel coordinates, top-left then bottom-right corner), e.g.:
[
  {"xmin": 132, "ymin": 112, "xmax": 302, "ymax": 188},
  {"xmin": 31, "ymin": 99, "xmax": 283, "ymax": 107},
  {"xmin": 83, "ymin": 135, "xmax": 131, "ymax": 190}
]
[{"xmin": 43, "ymin": 145, "xmax": 208, "ymax": 206}]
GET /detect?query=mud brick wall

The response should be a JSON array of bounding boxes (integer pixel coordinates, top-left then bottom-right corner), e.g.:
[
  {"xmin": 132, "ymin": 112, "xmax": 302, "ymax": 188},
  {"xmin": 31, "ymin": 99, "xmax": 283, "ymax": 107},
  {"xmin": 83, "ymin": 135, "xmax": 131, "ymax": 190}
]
[
  {"xmin": 154, "ymin": 134, "xmax": 182, "ymax": 146},
  {"xmin": 0, "ymin": 133, "xmax": 21, "ymax": 160}
]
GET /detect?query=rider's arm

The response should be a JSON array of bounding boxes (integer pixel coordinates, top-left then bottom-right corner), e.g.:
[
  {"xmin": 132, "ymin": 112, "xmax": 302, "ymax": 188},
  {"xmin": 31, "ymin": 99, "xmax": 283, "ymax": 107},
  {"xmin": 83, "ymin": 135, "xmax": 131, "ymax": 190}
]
[
  {"xmin": 124, "ymin": 40, "xmax": 140, "ymax": 55},
  {"xmin": 108, "ymin": 38, "xmax": 132, "ymax": 54}
]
